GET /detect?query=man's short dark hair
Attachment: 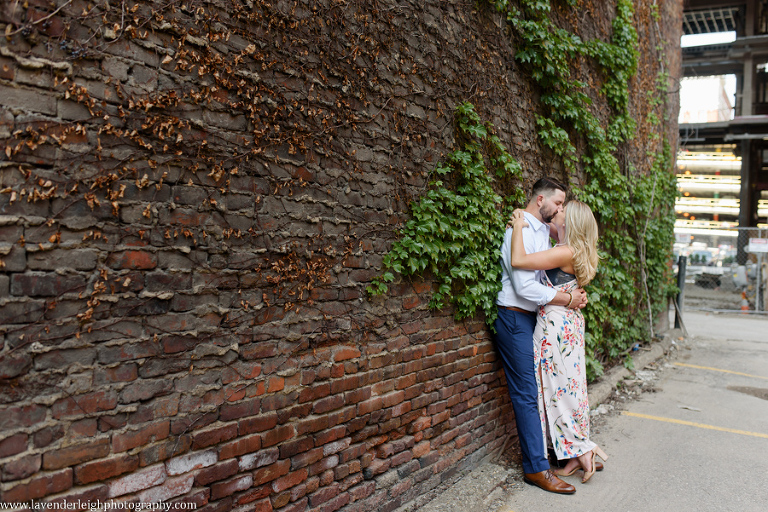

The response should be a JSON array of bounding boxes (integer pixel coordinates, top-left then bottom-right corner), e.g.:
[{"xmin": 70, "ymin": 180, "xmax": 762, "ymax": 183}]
[{"xmin": 530, "ymin": 177, "xmax": 567, "ymax": 199}]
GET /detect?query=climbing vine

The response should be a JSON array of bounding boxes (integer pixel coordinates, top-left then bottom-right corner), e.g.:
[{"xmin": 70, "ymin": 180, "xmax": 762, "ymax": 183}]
[
  {"xmin": 368, "ymin": 102, "xmax": 525, "ymax": 325},
  {"xmin": 369, "ymin": 2, "xmax": 677, "ymax": 369},
  {"xmin": 491, "ymin": 0, "xmax": 677, "ymax": 378}
]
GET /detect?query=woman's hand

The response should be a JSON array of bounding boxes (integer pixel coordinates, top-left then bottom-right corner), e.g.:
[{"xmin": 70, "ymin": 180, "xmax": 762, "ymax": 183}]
[{"xmin": 510, "ymin": 209, "xmax": 529, "ymax": 229}]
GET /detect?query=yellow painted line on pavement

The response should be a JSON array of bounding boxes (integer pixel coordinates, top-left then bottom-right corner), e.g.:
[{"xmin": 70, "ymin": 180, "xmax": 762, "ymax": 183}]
[
  {"xmin": 673, "ymin": 362, "xmax": 768, "ymax": 380},
  {"xmin": 622, "ymin": 412, "xmax": 768, "ymax": 439}
]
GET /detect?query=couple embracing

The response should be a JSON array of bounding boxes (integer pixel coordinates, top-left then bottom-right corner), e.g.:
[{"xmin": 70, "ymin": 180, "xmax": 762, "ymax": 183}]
[{"xmin": 495, "ymin": 177, "xmax": 607, "ymax": 495}]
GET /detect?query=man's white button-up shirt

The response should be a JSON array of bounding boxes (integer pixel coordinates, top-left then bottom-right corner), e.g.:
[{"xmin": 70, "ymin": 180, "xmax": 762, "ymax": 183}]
[{"xmin": 496, "ymin": 211, "xmax": 557, "ymax": 311}]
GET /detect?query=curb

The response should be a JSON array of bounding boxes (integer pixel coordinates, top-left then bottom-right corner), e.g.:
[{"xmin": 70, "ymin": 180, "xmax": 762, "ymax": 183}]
[{"xmin": 588, "ymin": 328, "xmax": 684, "ymax": 408}]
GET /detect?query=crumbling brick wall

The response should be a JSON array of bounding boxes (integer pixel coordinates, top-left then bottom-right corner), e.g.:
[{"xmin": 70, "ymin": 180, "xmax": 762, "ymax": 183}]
[{"xmin": 0, "ymin": 1, "xmax": 680, "ymax": 511}]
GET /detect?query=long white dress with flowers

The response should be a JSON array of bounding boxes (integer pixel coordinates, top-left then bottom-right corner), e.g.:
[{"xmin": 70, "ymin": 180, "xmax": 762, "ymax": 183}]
[{"xmin": 533, "ymin": 268, "xmax": 596, "ymax": 460}]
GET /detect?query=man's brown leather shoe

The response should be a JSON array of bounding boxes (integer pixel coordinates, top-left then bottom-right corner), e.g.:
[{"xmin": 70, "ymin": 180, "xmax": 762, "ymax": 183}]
[{"xmin": 523, "ymin": 469, "xmax": 576, "ymax": 494}]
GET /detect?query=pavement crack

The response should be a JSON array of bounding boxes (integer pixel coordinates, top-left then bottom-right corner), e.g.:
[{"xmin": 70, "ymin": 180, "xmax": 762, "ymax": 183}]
[{"xmin": 726, "ymin": 385, "xmax": 768, "ymax": 401}]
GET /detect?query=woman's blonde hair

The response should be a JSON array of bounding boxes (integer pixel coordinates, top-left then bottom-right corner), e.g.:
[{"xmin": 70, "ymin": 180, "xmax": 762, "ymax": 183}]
[{"xmin": 563, "ymin": 200, "xmax": 599, "ymax": 286}]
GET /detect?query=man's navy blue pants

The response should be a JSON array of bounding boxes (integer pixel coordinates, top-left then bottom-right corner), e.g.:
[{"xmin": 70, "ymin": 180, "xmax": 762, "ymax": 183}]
[{"xmin": 493, "ymin": 306, "xmax": 549, "ymax": 475}]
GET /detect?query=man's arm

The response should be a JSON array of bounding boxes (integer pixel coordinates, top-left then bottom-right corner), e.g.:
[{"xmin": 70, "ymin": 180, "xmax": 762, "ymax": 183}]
[
  {"xmin": 550, "ymin": 289, "xmax": 588, "ymax": 309},
  {"xmin": 506, "ymin": 226, "xmax": 587, "ymax": 309},
  {"xmin": 506, "ymin": 227, "xmax": 556, "ymax": 306}
]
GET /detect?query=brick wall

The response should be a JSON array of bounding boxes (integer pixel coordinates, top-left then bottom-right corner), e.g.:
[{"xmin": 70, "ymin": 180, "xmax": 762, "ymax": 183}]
[{"xmin": 0, "ymin": 1, "xmax": 679, "ymax": 511}]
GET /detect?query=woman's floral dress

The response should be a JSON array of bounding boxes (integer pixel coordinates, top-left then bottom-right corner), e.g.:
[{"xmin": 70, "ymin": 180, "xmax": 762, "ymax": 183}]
[{"xmin": 533, "ymin": 269, "xmax": 596, "ymax": 460}]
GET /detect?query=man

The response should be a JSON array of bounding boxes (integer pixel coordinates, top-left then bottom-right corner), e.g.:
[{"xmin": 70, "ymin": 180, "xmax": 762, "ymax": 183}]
[{"xmin": 494, "ymin": 177, "xmax": 587, "ymax": 495}]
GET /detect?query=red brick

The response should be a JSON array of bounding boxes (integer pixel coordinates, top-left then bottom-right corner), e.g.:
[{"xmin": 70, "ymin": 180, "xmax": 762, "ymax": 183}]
[
  {"xmin": 375, "ymin": 442, "xmax": 395, "ymax": 459},
  {"xmin": 391, "ymin": 401, "xmax": 412, "ymax": 418},
  {"xmin": 108, "ymin": 464, "xmax": 167, "ymax": 497},
  {"xmin": 432, "ymin": 410, "xmax": 450, "ymax": 425},
  {"xmin": 137, "ymin": 474, "xmax": 194, "ymax": 503},
  {"xmin": 348, "ymin": 480, "xmax": 376, "ymax": 501},
  {"xmin": 166, "ymin": 450, "xmax": 217, "ymax": 476},
  {"xmin": 316, "ymin": 492, "xmax": 350, "ymax": 512},
  {"xmin": 239, "ymin": 412, "xmax": 278, "ymax": 435},
  {"xmin": 298, "ymin": 383, "xmax": 330, "ymax": 404},
  {"xmin": 261, "ymin": 424, "xmax": 295, "ymax": 448},
  {"xmin": 403, "ymin": 295, "xmax": 421, "ymax": 309},
  {"xmin": 233, "ymin": 484, "xmax": 270, "ymax": 505},
  {"xmin": 119, "ymin": 378, "xmax": 174, "ymax": 403},
  {"xmin": 345, "ymin": 387, "xmax": 371, "ymax": 405},
  {"xmin": 34, "ymin": 425, "xmax": 66, "ymax": 449},
  {"xmin": 291, "ymin": 475, "xmax": 320, "ymax": 501},
  {"xmin": 70, "ymin": 418, "xmax": 98, "ymax": 438},
  {"xmin": 251, "ymin": 498, "xmax": 273, "ymax": 512},
  {"xmin": 309, "ymin": 455, "xmax": 340, "ymax": 478},
  {"xmin": 296, "ymin": 416, "xmax": 329, "ymax": 436},
  {"xmin": 308, "ymin": 481, "xmax": 339, "ymax": 507},
  {"xmin": 390, "ymin": 450, "xmax": 412, "ymax": 467},
  {"xmin": 218, "ymin": 433, "xmax": 261, "ymax": 460},
  {"xmin": 271, "ymin": 468, "xmax": 307, "ymax": 493},
  {"xmin": 43, "ymin": 438, "xmax": 111, "ymax": 470},
  {"xmin": 391, "ymin": 478, "xmax": 413, "ymax": 497},
  {"xmin": 330, "ymin": 375, "xmax": 359, "ymax": 394},
  {"xmin": 381, "ymin": 390, "xmax": 405, "ymax": 408},
  {"xmin": 107, "ymin": 250, "xmax": 157, "ymax": 269},
  {"xmin": 195, "ymin": 459, "xmax": 239, "ymax": 486},
  {"xmin": 455, "ymin": 432, "xmax": 472, "ymax": 449},
  {"xmin": 239, "ymin": 447, "xmax": 279, "ymax": 471},
  {"xmin": 51, "ymin": 391, "xmax": 118, "ymax": 419},
  {"xmin": 171, "ymin": 411, "xmax": 218, "ymax": 435},
  {"xmin": 0, "ymin": 433, "xmax": 28, "ymax": 458},
  {"xmin": 314, "ymin": 426, "xmax": 346, "ymax": 447},
  {"xmin": 1, "ymin": 468, "xmax": 72, "ymax": 502},
  {"xmin": 44, "ymin": 483, "xmax": 109, "ymax": 511},
  {"xmin": 312, "ymin": 395, "xmax": 344, "ymax": 414},
  {"xmin": 112, "ymin": 421, "xmax": 170, "ymax": 453},
  {"xmin": 169, "ymin": 488, "xmax": 210, "ymax": 511},
  {"xmin": 137, "ymin": 441, "xmax": 184, "ymax": 468},
  {"xmin": 412, "ymin": 441, "xmax": 430, "ymax": 458},
  {"xmin": 99, "ymin": 341, "xmax": 161, "ymax": 364},
  {"xmin": 267, "ymin": 377, "xmax": 284, "ymax": 393},
  {"xmin": 326, "ymin": 406, "xmax": 356, "ymax": 429},
  {"xmin": 260, "ymin": 392, "xmax": 298, "ymax": 412},
  {"xmin": 2, "ymin": 454, "xmax": 41, "ymax": 481},
  {"xmin": 196, "ymin": 496, "xmax": 233, "ymax": 512},
  {"xmin": 397, "ymin": 373, "xmax": 418, "ymax": 390},
  {"xmin": 270, "ymin": 490, "xmax": 290, "ymax": 509},
  {"xmin": 362, "ymin": 458, "xmax": 389, "ymax": 479},
  {"xmin": 192, "ymin": 423, "xmax": 238, "ymax": 449},
  {"xmin": 333, "ymin": 347, "xmax": 361, "ymax": 362},
  {"xmin": 226, "ymin": 386, "xmax": 246, "ymax": 402},
  {"xmin": 252, "ymin": 459, "xmax": 290, "ymax": 486},
  {"xmin": 210, "ymin": 474, "xmax": 252, "ymax": 500},
  {"xmin": 219, "ymin": 398, "xmax": 260, "ymax": 421},
  {"xmin": 331, "ymin": 364, "xmax": 345, "ymax": 378},
  {"xmin": 290, "ymin": 447, "xmax": 324, "ymax": 470},
  {"xmin": 162, "ymin": 335, "xmax": 199, "ymax": 354},
  {"xmin": 357, "ymin": 397, "xmax": 383, "ymax": 415},
  {"xmin": 95, "ymin": 364, "xmax": 138, "ymax": 384},
  {"xmin": 10, "ymin": 273, "xmax": 87, "ymax": 297},
  {"xmin": 74, "ymin": 454, "xmax": 139, "ymax": 484},
  {"xmin": 278, "ymin": 436, "xmax": 313, "ymax": 459}
]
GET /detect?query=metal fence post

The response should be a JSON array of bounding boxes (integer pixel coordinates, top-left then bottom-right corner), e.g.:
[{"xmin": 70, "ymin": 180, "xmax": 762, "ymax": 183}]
[{"xmin": 675, "ymin": 255, "xmax": 687, "ymax": 329}]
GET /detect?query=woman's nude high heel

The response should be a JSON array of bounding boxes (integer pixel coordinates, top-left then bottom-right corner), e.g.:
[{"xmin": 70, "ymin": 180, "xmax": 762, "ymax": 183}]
[{"xmin": 581, "ymin": 446, "xmax": 608, "ymax": 483}]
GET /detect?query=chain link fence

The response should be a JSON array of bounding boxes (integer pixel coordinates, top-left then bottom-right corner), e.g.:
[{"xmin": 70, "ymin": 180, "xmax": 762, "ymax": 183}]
[{"xmin": 674, "ymin": 226, "xmax": 768, "ymax": 312}]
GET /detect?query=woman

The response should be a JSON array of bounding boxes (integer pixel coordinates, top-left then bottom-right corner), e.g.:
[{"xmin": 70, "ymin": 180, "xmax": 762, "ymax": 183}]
[{"xmin": 510, "ymin": 200, "xmax": 607, "ymax": 483}]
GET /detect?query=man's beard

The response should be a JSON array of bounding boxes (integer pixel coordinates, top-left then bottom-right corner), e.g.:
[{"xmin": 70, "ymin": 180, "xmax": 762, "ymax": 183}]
[{"xmin": 540, "ymin": 205, "xmax": 557, "ymax": 223}]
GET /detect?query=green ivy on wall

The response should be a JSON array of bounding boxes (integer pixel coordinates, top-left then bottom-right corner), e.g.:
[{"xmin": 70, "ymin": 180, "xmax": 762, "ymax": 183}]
[
  {"xmin": 372, "ymin": 0, "xmax": 677, "ymax": 380},
  {"xmin": 495, "ymin": 0, "xmax": 677, "ymax": 379},
  {"xmin": 368, "ymin": 103, "xmax": 525, "ymax": 324}
]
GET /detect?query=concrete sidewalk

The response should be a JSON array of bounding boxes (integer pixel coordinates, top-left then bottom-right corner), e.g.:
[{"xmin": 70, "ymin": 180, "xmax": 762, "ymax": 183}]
[{"xmin": 409, "ymin": 310, "xmax": 768, "ymax": 512}]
